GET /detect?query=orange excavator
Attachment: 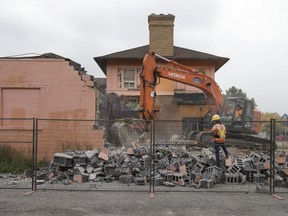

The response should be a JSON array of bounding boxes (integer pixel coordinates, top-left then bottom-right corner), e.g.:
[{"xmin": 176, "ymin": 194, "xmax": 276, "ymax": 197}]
[
  {"xmin": 140, "ymin": 52, "xmax": 261, "ymax": 134},
  {"xmin": 110, "ymin": 52, "xmax": 269, "ymax": 149}
]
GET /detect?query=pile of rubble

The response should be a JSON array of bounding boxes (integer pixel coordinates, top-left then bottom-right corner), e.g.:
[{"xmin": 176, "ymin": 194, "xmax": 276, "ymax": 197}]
[{"xmin": 36, "ymin": 145, "xmax": 288, "ymax": 189}]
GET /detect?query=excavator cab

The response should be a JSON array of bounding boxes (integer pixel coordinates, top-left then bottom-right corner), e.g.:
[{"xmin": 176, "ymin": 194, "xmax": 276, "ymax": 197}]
[{"xmin": 220, "ymin": 97, "xmax": 259, "ymax": 134}]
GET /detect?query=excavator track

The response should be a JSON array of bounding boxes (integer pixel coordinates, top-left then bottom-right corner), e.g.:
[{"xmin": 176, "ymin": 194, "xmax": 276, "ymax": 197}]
[{"xmin": 195, "ymin": 131, "xmax": 272, "ymax": 151}]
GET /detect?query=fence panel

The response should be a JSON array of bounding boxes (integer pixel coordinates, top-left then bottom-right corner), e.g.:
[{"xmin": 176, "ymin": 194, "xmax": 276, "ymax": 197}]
[
  {"xmin": 0, "ymin": 117, "xmax": 281, "ymax": 193},
  {"xmin": 0, "ymin": 118, "xmax": 34, "ymax": 189},
  {"xmin": 35, "ymin": 119, "xmax": 151, "ymax": 191},
  {"xmin": 151, "ymin": 119, "xmax": 273, "ymax": 193},
  {"xmin": 273, "ymin": 120, "xmax": 288, "ymax": 193}
]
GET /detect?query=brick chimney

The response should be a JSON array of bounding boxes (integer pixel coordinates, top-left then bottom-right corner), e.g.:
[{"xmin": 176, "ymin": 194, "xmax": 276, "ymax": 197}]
[{"xmin": 148, "ymin": 13, "xmax": 175, "ymax": 56}]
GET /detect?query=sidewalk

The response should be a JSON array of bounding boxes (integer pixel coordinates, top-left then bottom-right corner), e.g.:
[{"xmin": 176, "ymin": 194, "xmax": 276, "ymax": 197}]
[{"xmin": 0, "ymin": 189, "xmax": 287, "ymax": 216}]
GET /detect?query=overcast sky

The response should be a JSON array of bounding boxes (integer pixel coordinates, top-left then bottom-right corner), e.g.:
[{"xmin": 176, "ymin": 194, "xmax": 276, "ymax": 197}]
[{"xmin": 1, "ymin": 0, "xmax": 287, "ymax": 115}]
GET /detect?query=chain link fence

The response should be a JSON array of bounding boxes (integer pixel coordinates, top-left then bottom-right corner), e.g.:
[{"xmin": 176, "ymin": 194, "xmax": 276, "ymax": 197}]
[
  {"xmin": 0, "ymin": 118, "xmax": 35, "ymax": 189},
  {"xmin": 0, "ymin": 118, "xmax": 287, "ymax": 194}
]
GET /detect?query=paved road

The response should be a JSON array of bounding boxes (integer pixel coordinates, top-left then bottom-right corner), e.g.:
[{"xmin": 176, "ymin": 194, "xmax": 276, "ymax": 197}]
[{"xmin": 0, "ymin": 189, "xmax": 287, "ymax": 216}]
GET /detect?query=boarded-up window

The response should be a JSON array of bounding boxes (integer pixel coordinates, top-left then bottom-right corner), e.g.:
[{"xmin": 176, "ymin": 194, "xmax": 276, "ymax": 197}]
[{"xmin": 1, "ymin": 88, "xmax": 40, "ymax": 118}]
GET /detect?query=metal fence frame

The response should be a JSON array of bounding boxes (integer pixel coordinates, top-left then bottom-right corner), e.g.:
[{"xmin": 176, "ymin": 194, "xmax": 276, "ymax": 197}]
[
  {"xmin": 0, "ymin": 118, "xmax": 35, "ymax": 189},
  {"xmin": 0, "ymin": 118, "xmax": 287, "ymax": 195}
]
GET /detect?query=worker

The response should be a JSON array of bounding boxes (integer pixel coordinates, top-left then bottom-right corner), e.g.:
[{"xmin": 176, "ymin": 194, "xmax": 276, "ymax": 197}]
[
  {"xmin": 234, "ymin": 106, "xmax": 243, "ymax": 122},
  {"xmin": 211, "ymin": 114, "xmax": 229, "ymax": 167}
]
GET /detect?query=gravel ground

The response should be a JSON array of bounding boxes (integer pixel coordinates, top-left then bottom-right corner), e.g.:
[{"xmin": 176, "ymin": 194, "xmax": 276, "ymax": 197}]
[{"xmin": 0, "ymin": 189, "xmax": 287, "ymax": 216}]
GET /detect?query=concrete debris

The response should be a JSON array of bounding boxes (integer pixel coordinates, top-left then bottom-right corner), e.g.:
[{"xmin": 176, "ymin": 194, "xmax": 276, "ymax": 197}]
[
  {"xmin": 5, "ymin": 144, "xmax": 288, "ymax": 189},
  {"xmin": 28, "ymin": 145, "xmax": 285, "ymax": 189}
]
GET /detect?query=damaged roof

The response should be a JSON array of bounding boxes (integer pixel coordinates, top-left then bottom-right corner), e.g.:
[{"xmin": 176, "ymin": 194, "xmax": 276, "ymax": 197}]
[
  {"xmin": 94, "ymin": 45, "xmax": 229, "ymax": 75},
  {"xmin": 0, "ymin": 52, "xmax": 85, "ymax": 72}
]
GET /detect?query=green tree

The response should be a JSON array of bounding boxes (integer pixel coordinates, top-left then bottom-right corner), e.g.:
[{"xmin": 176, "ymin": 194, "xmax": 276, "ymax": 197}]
[
  {"xmin": 223, "ymin": 86, "xmax": 256, "ymax": 107},
  {"xmin": 261, "ymin": 112, "xmax": 283, "ymax": 136}
]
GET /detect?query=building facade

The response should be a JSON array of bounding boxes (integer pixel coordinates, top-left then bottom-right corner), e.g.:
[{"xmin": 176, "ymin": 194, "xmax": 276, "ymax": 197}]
[
  {"xmin": 0, "ymin": 53, "xmax": 104, "ymax": 160},
  {"xmin": 94, "ymin": 14, "xmax": 229, "ymax": 131}
]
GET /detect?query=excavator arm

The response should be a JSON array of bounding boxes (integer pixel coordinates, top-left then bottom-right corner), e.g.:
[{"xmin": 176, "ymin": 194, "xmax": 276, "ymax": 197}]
[
  {"xmin": 139, "ymin": 52, "xmax": 224, "ymax": 122},
  {"xmin": 110, "ymin": 52, "xmax": 266, "ymax": 150}
]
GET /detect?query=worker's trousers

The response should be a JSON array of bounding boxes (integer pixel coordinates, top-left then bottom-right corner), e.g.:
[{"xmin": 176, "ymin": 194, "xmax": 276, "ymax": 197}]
[{"xmin": 213, "ymin": 141, "xmax": 229, "ymax": 167}]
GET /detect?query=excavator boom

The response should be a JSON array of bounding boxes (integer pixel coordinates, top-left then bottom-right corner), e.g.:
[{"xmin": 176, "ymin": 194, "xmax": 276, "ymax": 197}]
[
  {"xmin": 109, "ymin": 52, "xmax": 264, "ymax": 149},
  {"xmin": 140, "ymin": 52, "xmax": 224, "ymax": 122}
]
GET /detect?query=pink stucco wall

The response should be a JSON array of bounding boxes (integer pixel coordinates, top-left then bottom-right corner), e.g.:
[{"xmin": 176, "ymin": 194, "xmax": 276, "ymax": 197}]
[
  {"xmin": 0, "ymin": 58, "xmax": 95, "ymax": 119},
  {"xmin": 105, "ymin": 61, "xmax": 216, "ymax": 97},
  {"xmin": 0, "ymin": 57, "xmax": 104, "ymax": 160}
]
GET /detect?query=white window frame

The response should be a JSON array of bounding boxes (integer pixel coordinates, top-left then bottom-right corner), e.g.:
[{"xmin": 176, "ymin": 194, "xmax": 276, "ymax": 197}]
[{"xmin": 122, "ymin": 68, "xmax": 136, "ymax": 89}]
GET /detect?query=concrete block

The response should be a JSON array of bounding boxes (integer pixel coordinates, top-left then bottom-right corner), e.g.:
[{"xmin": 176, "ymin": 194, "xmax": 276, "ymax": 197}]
[
  {"xmin": 253, "ymin": 162, "xmax": 264, "ymax": 171},
  {"xmin": 157, "ymin": 158, "xmax": 167, "ymax": 169},
  {"xmin": 199, "ymin": 179, "xmax": 214, "ymax": 189},
  {"xmin": 203, "ymin": 166, "xmax": 223, "ymax": 181},
  {"xmin": 74, "ymin": 165, "xmax": 85, "ymax": 175},
  {"xmin": 211, "ymin": 166, "xmax": 224, "ymax": 183},
  {"xmin": 88, "ymin": 173, "xmax": 97, "ymax": 181},
  {"xmin": 236, "ymin": 158, "xmax": 244, "ymax": 168},
  {"xmin": 73, "ymin": 174, "xmax": 89, "ymax": 183},
  {"xmin": 73, "ymin": 155, "xmax": 87, "ymax": 166},
  {"xmin": 275, "ymin": 179, "xmax": 283, "ymax": 187},
  {"xmin": 36, "ymin": 172, "xmax": 47, "ymax": 181},
  {"xmin": 247, "ymin": 171, "xmax": 258, "ymax": 182},
  {"xmin": 53, "ymin": 153, "xmax": 73, "ymax": 167},
  {"xmin": 85, "ymin": 149, "xmax": 99, "ymax": 159},
  {"xmin": 86, "ymin": 165, "xmax": 94, "ymax": 174},
  {"xmin": 225, "ymin": 158, "xmax": 233, "ymax": 167},
  {"xmin": 198, "ymin": 156, "xmax": 208, "ymax": 165},
  {"xmin": 183, "ymin": 177, "xmax": 191, "ymax": 187},
  {"xmin": 225, "ymin": 173, "xmax": 239, "ymax": 183},
  {"xmin": 180, "ymin": 152, "xmax": 191, "ymax": 164},
  {"xmin": 276, "ymin": 157, "xmax": 286, "ymax": 165},
  {"xmin": 103, "ymin": 165, "xmax": 115, "ymax": 176},
  {"xmin": 120, "ymin": 166, "xmax": 131, "ymax": 175},
  {"xmin": 226, "ymin": 163, "xmax": 241, "ymax": 174},
  {"xmin": 135, "ymin": 177, "xmax": 146, "ymax": 185},
  {"xmin": 127, "ymin": 148, "xmax": 134, "ymax": 155},
  {"xmin": 194, "ymin": 174, "xmax": 203, "ymax": 184},
  {"xmin": 179, "ymin": 165, "xmax": 187, "ymax": 175},
  {"xmin": 167, "ymin": 159, "xmax": 180, "ymax": 172},
  {"xmin": 263, "ymin": 162, "xmax": 271, "ymax": 170},
  {"xmin": 238, "ymin": 173, "xmax": 247, "ymax": 184},
  {"xmin": 284, "ymin": 180, "xmax": 288, "ymax": 188},
  {"xmin": 253, "ymin": 174, "xmax": 265, "ymax": 184},
  {"xmin": 141, "ymin": 155, "xmax": 150, "ymax": 167},
  {"xmin": 243, "ymin": 159, "xmax": 253, "ymax": 171},
  {"xmin": 154, "ymin": 177, "xmax": 164, "ymax": 186},
  {"xmin": 250, "ymin": 152, "xmax": 261, "ymax": 163},
  {"xmin": 194, "ymin": 161, "xmax": 206, "ymax": 173},
  {"xmin": 166, "ymin": 173, "xmax": 174, "ymax": 182},
  {"xmin": 280, "ymin": 168, "xmax": 288, "ymax": 177},
  {"xmin": 134, "ymin": 146, "xmax": 147, "ymax": 157},
  {"xmin": 155, "ymin": 152, "xmax": 164, "ymax": 160},
  {"xmin": 117, "ymin": 154, "xmax": 125, "ymax": 165},
  {"xmin": 207, "ymin": 156, "xmax": 216, "ymax": 167},
  {"xmin": 99, "ymin": 152, "xmax": 109, "ymax": 161},
  {"xmin": 23, "ymin": 169, "xmax": 34, "ymax": 178},
  {"xmin": 163, "ymin": 181, "xmax": 175, "ymax": 187},
  {"xmin": 119, "ymin": 175, "xmax": 133, "ymax": 184},
  {"xmin": 36, "ymin": 180, "xmax": 45, "ymax": 185},
  {"xmin": 173, "ymin": 173, "xmax": 185, "ymax": 186}
]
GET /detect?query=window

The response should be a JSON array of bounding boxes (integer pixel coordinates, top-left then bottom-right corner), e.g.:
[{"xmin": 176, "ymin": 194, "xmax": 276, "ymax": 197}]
[{"xmin": 123, "ymin": 69, "xmax": 136, "ymax": 89}]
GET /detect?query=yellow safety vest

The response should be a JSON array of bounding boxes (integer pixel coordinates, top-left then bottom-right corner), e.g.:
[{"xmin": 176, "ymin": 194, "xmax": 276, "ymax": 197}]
[{"xmin": 212, "ymin": 123, "xmax": 226, "ymax": 143}]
